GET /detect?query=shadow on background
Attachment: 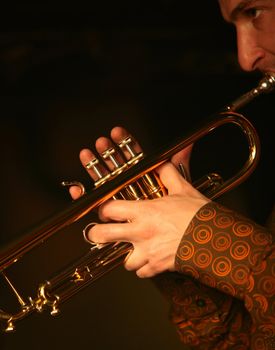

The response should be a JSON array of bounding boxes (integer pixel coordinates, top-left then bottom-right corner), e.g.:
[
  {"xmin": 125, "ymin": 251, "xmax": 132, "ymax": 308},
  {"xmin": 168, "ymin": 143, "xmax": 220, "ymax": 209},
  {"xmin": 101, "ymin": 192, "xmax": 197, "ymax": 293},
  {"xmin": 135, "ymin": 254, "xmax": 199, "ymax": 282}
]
[{"xmin": 0, "ymin": 2, "xmax": 273, "ymax": 349}]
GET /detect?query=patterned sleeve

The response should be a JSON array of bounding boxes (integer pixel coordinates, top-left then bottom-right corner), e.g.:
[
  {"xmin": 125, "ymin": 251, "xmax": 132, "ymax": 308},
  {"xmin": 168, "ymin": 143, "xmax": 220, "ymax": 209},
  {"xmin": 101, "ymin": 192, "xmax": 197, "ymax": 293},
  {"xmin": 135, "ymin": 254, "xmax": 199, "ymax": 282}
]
[{"xmin": 175, "ymin": 201, "xmax": 275, "ymax": 349}]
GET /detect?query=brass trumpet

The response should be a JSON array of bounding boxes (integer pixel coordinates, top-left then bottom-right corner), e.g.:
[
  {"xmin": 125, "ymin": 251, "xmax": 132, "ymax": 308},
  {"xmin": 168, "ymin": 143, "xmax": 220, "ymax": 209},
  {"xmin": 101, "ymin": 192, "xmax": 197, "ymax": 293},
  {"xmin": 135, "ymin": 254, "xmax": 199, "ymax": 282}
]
[{"xmin": 0, "ymin": 74, "xmax": 274, "ymax": 333}]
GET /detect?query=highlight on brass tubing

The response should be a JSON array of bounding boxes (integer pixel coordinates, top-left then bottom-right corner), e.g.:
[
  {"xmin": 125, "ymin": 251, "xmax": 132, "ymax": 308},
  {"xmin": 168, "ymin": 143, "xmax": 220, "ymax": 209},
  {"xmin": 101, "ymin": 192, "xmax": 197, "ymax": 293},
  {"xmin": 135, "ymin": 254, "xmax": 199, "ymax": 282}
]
[
  {"xmin": 225, "ymin": 72, "xmax": 275, "ymax": 112},
  {"xmin": 0, "ymin": 73, "xmax": 274, "ymax": 333}
]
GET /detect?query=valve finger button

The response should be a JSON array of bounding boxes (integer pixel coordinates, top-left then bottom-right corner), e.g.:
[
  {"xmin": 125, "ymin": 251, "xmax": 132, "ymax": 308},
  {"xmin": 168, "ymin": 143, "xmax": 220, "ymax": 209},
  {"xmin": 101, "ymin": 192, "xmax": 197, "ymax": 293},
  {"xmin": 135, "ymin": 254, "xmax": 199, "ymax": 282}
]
[
  {"xmin": 118, "ymin": 137, "xmax": 143, "ymax": 165},
  {"xmin": 101, "ymin": 147, "xmax": 127, "ymax": 176}
]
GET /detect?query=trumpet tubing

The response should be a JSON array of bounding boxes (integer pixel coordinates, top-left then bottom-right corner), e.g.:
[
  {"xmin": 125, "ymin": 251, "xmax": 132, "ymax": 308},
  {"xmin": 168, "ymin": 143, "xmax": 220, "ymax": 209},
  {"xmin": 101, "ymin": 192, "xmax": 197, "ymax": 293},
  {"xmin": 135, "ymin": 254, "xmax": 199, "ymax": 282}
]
[{"xmin": 0, "ymin": 73, "xmax": 274, "ymax": 332}]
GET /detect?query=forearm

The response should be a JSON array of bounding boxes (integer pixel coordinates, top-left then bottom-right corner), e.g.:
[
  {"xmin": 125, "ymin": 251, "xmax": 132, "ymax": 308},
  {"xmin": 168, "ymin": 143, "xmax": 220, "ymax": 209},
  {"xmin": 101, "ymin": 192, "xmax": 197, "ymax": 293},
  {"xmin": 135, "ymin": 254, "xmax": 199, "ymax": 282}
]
[
  {"xmin": 152, "ymin": 270, "xmax": 252, "ymax": 348},
  {"xmin": 175, "ymin": 201, "xmax": 275, "ymax": 348}
]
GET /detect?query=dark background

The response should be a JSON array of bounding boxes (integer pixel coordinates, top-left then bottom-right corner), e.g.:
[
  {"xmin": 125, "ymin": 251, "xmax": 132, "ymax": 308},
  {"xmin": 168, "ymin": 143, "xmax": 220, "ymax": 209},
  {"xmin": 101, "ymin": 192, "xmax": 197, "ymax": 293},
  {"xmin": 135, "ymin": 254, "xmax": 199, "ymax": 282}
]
[{"xmin": 0, "ymin": 1, "xmax": 274, "ymax": 349}]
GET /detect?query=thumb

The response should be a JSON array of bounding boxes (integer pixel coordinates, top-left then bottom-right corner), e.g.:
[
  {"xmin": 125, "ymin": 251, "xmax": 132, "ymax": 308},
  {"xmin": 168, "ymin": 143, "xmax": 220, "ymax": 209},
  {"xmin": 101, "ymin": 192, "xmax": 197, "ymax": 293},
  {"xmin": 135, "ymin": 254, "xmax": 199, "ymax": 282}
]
[{"xmin": 155, "ymin": 162, "xmax": 190, "ymax": 195}]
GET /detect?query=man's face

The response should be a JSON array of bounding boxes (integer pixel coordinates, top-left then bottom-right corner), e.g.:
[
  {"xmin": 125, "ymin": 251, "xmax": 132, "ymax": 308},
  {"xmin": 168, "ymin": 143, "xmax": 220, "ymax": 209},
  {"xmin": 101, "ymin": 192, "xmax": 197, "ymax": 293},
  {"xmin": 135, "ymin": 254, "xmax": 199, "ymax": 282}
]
[{"xmin": 218, "ymin": 0, "xmax": 275, "ymax": 74}]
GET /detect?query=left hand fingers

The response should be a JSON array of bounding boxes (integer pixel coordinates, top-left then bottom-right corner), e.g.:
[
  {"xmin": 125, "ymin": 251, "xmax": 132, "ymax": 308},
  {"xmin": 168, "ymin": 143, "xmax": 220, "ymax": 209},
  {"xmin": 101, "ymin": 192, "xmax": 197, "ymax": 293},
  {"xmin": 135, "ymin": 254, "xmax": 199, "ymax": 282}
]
[
  {"xmin": 135, "ymin": 265, "xmax": 156, "ymax": 279},
  {"xmin": 98, "ymin": 199, "xmax": 138, "ymax": 222},
  {"xmin": 124, "ymin": 247, "xmax": 163, "ymax": 278},
  {"xmin": 124, "ymin": 248, "xmax": 148, "ymax": 272},
  {"xmin": 87, "ymin": 221, "xmax": 136, "ymax": 244},
  {"xmin": 155, "ymin": 162, "xmax": 191, "ymax": 195},
  {"xmin": 171, "ymin": 144, "xmax": 193, "ymax": 169}
]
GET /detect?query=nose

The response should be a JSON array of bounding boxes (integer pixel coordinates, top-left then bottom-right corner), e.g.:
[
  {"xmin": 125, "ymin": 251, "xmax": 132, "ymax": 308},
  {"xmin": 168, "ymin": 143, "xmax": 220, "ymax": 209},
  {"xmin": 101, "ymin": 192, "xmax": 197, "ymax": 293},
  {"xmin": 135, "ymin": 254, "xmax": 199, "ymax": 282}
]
[{"xmin": 236, "ymin": 25, "xmax": 265, "ymax": 72}]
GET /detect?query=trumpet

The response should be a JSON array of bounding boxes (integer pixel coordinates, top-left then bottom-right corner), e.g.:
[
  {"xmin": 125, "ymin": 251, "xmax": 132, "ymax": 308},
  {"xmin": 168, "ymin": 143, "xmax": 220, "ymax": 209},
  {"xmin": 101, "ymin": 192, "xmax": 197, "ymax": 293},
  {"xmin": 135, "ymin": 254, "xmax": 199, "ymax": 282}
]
[{"xmin": 0, "ymin": 74, "xmax": 274, "ymax": 333}]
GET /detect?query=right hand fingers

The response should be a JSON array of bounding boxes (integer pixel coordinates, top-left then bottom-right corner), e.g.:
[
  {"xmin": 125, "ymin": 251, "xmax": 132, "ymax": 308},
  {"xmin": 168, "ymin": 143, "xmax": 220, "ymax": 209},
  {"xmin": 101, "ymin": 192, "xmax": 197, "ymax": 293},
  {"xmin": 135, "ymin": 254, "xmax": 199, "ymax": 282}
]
[{"xmin": 69, "ymin": 126, "xmax": 143, "ymax": 200}]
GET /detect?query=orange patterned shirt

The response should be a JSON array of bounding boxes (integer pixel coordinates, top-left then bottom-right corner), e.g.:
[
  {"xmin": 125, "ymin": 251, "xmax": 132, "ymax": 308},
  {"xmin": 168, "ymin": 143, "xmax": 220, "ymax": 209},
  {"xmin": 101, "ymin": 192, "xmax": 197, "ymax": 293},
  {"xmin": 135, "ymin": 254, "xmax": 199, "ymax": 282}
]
[{"xmin": 154, "ymin": 202, "xmax": 275, "ymax": 349}]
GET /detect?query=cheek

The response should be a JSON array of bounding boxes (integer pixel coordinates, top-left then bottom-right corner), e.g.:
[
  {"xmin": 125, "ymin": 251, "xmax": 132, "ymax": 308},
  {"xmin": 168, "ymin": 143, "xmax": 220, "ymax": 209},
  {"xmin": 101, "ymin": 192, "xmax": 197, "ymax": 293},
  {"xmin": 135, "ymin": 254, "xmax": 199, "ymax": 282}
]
[
  {"xmin": 269, "ymin": 22, "xmax": 275, "ymax": 54},
  {"xmin": 269, "ymin": 38, "xmax": 275, "ymax": 55},
  {"xmin": 263, "ymin": 11, "xmax": 275, "ymax": 34},
  {"xmin": 262, "ymin": 30, "xmax": 275, "ymax": 55}
]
